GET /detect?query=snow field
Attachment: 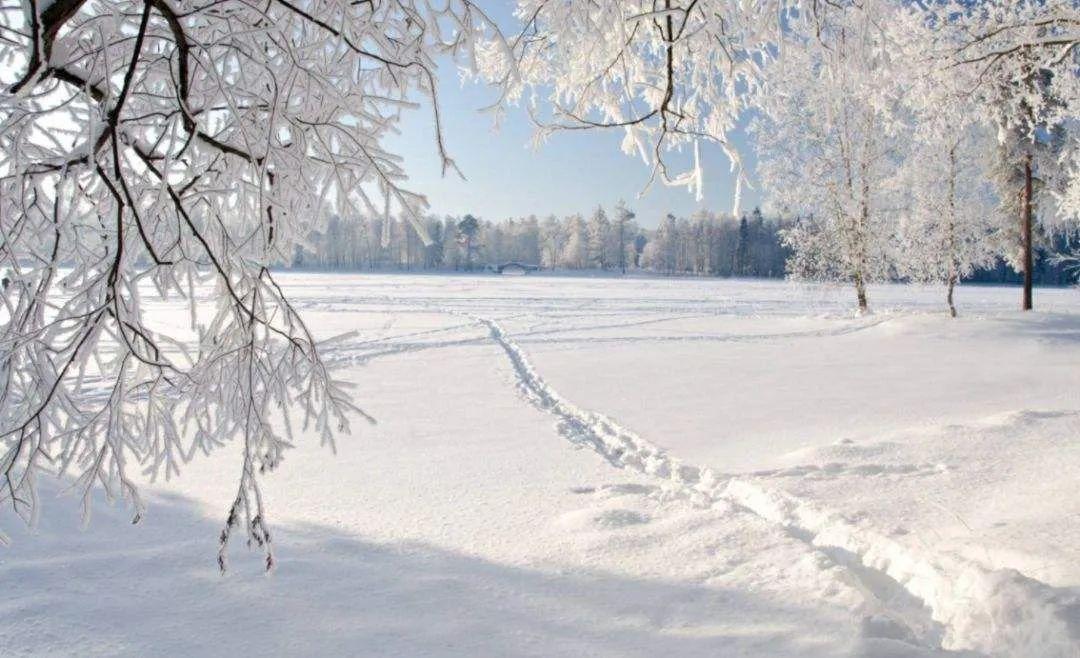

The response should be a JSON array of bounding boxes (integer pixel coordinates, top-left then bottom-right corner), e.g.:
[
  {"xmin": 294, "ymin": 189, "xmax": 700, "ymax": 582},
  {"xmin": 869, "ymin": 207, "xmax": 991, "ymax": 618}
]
[
  {"xmin": 2, "ymin": 273, "xmax": 1078, "ymax": 657},
  {"xmin": 473, "ymin": 303, "xmax": 1079, "ymax": 656}
]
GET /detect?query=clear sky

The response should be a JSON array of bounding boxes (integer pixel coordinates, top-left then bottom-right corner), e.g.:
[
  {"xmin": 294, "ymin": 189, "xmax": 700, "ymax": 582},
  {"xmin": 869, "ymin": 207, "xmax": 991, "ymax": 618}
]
[{"xmin": 388, "ymin": 6, "xmax": 762, "ymax": 229}]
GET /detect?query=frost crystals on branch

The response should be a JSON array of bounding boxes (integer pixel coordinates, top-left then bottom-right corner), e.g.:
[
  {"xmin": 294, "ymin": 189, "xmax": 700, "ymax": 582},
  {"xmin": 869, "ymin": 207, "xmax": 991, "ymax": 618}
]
[
  {"xmin": 0, "ymin": 0, "xmax": 500, "ymax": 568},
  {"xmin": 945, "ymin": 0, "xmax": 1079, "ymax": 308},
  {"xmin": 477, "ymin": 0, "xmax": 789, "ymax": 213}
]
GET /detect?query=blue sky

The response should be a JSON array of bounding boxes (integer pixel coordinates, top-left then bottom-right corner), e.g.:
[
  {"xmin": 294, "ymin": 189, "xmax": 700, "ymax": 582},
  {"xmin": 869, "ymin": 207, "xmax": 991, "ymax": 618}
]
[{"xmin": 388, "ymin": 6, "xmax": 762, "ymax": 229}]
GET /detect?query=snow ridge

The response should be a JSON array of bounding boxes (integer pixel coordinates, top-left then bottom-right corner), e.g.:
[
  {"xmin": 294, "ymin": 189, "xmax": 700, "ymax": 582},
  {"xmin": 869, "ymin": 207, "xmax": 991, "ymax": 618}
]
[{"xmin": 476, "ymin": 313, "xmax": 1080, "ymax": 658}]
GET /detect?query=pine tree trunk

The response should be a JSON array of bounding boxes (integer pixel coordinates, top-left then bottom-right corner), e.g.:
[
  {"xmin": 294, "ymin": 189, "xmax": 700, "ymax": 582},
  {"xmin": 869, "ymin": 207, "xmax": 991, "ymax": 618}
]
[{"xmin": 1021, "ymin": 153, "xmax": 1034, "ymax": 311}]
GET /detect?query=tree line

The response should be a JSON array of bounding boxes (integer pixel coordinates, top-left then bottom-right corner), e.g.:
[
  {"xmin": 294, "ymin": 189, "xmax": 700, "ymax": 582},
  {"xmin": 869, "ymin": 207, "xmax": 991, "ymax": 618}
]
[
  {"xmin": 291, "ymin": 206, "xmax": 791, "ymax": 277},
  {"xmin": 290, "ymin": 206, "xmax": 1077, "ymax": 285}
]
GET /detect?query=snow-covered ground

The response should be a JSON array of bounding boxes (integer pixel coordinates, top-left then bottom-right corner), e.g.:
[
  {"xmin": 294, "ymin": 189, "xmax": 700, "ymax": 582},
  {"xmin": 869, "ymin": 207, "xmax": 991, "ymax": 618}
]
[{"xmin": 3, "ymin": 273, "xmax": 1079, "ymax": 657}]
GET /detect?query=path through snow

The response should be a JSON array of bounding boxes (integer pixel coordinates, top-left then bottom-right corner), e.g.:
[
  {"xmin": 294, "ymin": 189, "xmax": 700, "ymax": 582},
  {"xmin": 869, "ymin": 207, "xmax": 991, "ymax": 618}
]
[{"xmin": 472, "ymin": 312, "xmax": 1079, "ymax": 658}]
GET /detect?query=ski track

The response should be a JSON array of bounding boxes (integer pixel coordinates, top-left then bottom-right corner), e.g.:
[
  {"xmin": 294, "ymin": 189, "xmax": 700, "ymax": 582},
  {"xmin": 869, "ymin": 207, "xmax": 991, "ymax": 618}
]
[
  {"xmin": 470, "ymin": 312, "xmax": 1080, "ymax": 658},
  {"xmin": 323, "ymin": 337, "xmax": 486, "ymax": 367},
  {"xmin": 317, "ymin": 311, "xmax": 891, "ymax": 369},
  {"xmin": 513, "ymin": 317, "xmax": 890, "ymax": 346},
  {"xmin": 292, "ymin": 292, "xmax": 867, "ymax": 320}
]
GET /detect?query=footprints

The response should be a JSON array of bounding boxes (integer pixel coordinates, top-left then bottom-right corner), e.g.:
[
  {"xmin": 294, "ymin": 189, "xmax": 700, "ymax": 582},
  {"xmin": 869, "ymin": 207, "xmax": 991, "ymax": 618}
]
[
  {"xmin": 724, "ymin": 479, "xmax": 1080, "ymax": 657},
  {"xmin": 770, "ymin": 436, "xmax": 954, "ymax": 483},
  {"xmin": 475, "ymin": 313, "xmax": 720, "ymax": 507},
  {"xmin": 475, "ymin": 312, "xmax": 1079, "ymax": 657}
]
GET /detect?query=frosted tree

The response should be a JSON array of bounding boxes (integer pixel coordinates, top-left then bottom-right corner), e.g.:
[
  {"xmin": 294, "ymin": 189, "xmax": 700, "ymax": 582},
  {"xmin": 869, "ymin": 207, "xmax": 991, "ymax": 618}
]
[
  {"xmin": 477, "ymin": 0, "xmax": 793, "ymax": 210},
  {"xmin": 644, "ymin": 213, "xmax": 679, "ymax": 274},
  {"xmin": 614, "ymin": 201, "xmax": 637, "ymax": 274},
  {"xmin": 480, "ymin": 220, "xmax": 505, "ymax": 266},
  {"xmin": 895, "ymin": 127, "xmax": 1001, "ymax": 316},
  {"xmin": 423, "ymin": 218, "xmax": 446, "ymax": 269},
  {"xmin": 948, "ymin": 0, "xmax": 1078, "ymax": 149},
  {"xmin": 734, "ymin": 215, "xmax": 751, "ymax": 277},
  {"xmin": 946, "ymin": 0, "xmax": 1079, "ymax": 300},
  {"xmin": 539, "ymin": 215, "xmax": 564, "ymax": 268},
  {"xmin": 586, "ymin": 206, "xmax": 614, "ymax": 269},
  {"xmin": 755, "ymin": 1, "xmax": 904, "ymax": 313},
  {"xmin": 442, "ymin": 217, "xmax": 463, "ymax": 270},
  {"xmin": 518, "ymin": 215, "xmax": 542, "ymax": 264},
  {"xmin": 689, "ymin": 211, "xmax": 712, "ymax": 275},
  {"xmin": 0, "ymin": 0, "xmax": 501, "ymax": 566},
  {"xmin": 560, "ymin": 215, "xmax": 588, "ymax": 269},
  {"xmin": 889, "ymin": 12, "xmax": 1003, "ymax": 317}
]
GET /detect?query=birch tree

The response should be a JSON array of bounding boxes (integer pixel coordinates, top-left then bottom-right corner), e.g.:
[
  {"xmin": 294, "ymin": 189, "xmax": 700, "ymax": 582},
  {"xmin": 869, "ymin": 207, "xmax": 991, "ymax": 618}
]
[
  {"xmin": 890, "ymin": 12, "xmax": 1002, "ymax": 317},
  {"xmin": 755, "ymin": 1, "xmax": 903, "ymax": 313},
  {"xmin": 895, "ymin": 126, "xmax": 1000, "ymax": 317}
]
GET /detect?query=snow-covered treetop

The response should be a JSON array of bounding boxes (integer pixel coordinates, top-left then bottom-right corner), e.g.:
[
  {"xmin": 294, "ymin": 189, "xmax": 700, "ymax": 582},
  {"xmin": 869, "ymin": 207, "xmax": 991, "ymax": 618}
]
[
  {"xmin": 476, "ymin": 0, "xmax": 797, "ymax": 209},
  {"xmin": 945, "ymin": 0, "xmax": 1078, "ymax": 136}
]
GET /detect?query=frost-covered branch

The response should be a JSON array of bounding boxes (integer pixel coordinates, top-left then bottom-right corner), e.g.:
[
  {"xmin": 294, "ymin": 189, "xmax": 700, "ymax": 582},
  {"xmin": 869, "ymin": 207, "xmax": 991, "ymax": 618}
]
[
  {"xmin": 0, "ymin": 0, "xmax": 498, "ymax": 565},
  {"xmin": 477, "ymin": 0, "xmax": 792, "ymax": 210}
]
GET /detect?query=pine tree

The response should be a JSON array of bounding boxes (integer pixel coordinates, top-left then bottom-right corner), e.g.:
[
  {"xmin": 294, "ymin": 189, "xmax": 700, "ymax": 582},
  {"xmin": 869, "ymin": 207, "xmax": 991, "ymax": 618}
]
[
  {"xmin": 457, "ymin": 214, "xmax": 481, "ymax": 271},
  {"xmin": 735, "ymin": 215, "xmax": 751, "ymax": 276}
]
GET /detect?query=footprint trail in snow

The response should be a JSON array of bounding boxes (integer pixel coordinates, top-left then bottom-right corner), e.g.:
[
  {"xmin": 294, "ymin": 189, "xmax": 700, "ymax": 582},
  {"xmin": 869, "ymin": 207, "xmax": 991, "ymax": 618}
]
[{"xmin": 473, "ymin": 313, "xmax": 1080, "ymax": 658}]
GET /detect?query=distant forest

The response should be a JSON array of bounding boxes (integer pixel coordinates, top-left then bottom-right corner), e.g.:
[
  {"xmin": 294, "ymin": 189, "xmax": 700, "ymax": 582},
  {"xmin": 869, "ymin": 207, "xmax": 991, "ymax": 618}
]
[{"xmin": 291, "ymin": 207, "xmax": 1079, "ymax": 285}]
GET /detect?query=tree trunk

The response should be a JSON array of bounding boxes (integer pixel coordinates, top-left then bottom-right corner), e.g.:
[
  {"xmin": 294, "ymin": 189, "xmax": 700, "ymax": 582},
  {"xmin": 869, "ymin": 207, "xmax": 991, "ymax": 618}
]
[
  {"xmin": 946, "ymin": 274, "xmax": 958, "ymax": 319},
  {"xmin": 1021, "ymin": 153, "xmax": 1033, "ymax": 311},
  {"xmin": 854, "ymin": 271, "xmax": 869, "ymax": 314},
  {"xmin": 946, "ymin": 144, "xmax": 959, "ymax": 318},
  {"xmin": 855, "ymin": 187, "xmax": 871, "ymax": 315},
  {"xmin": 853, "ymin": 122, "xmax": 873, "ymax": 315}
]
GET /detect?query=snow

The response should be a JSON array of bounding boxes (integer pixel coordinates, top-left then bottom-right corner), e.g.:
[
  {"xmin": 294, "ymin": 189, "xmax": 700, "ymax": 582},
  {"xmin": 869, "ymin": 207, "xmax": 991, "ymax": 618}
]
[{"xmin": 3, "ymin": 273, "xmax": 1079, "ymax": 657}]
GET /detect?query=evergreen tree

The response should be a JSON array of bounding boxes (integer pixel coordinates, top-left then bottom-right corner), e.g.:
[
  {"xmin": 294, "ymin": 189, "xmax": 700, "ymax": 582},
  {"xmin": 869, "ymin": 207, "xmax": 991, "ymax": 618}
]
[
  {"xmin": 457, "ymin": 214, "xmax": 481, "ymax": 271},
  {"xmin": 735, "ymin": 215, "xmax": 751, "ymax": 276}
]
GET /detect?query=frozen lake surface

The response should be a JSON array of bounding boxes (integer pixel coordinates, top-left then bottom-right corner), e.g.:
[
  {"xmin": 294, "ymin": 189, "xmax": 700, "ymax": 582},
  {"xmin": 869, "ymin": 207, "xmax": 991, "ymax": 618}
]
[{"xmin": 3, "ymin": 273, "xmax": 1079, "ymax": 657}]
